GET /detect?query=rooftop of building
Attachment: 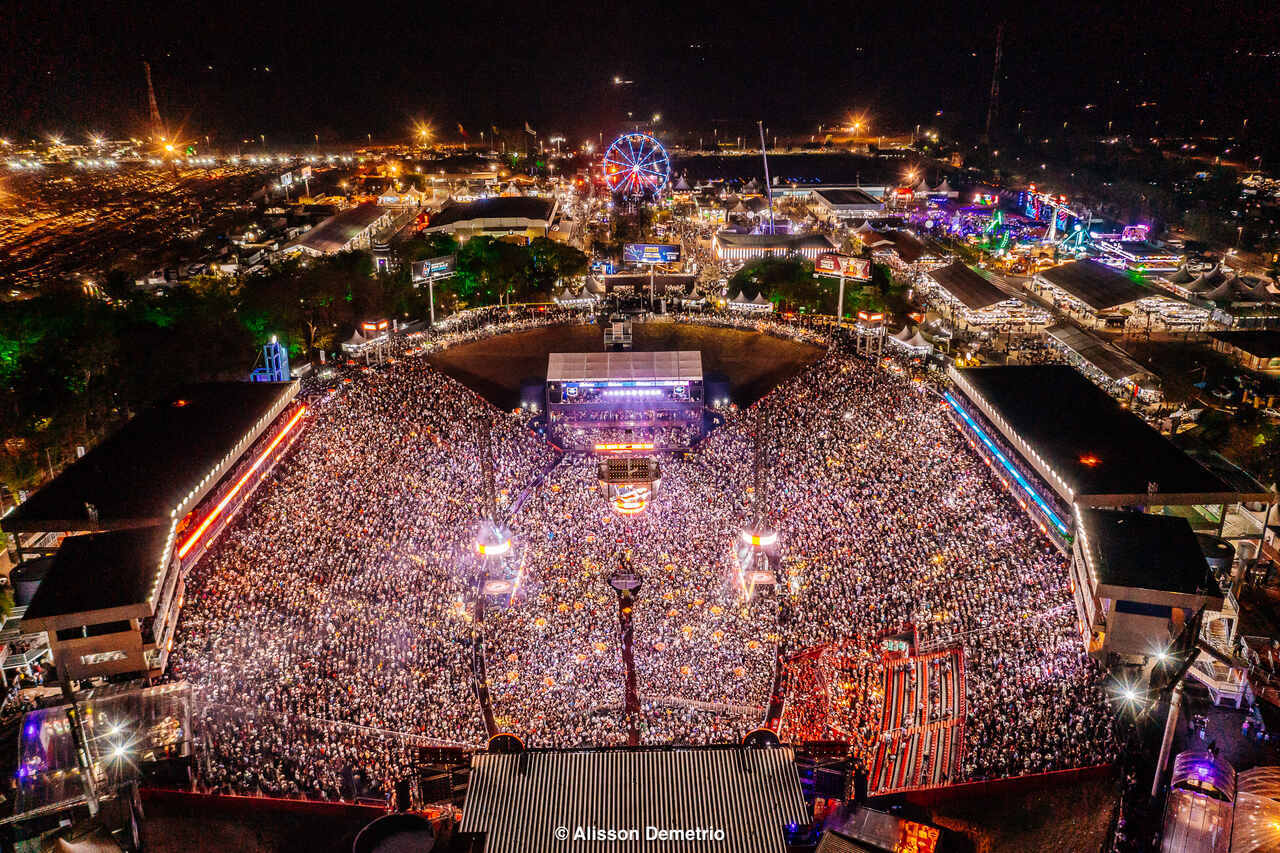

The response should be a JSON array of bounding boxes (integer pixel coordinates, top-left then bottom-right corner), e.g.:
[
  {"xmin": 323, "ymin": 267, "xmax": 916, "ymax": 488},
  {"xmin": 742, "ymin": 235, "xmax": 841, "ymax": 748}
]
[
  {"xmin": 813, "ymin": 187, "xmax": 882, "ymax": 207},
  {"xmin": 286, "ymin": 203, "xmax": 386, "ymax": 253},
  {"xmin": 1045, "ymin": 323, "xmax": 1151, "ymax": 383},
  {"xmin": 5, "ymin": 382, "xmax": 298, "ymax": 531},
  {"xmin": 425, "ymin": 196, "xmax": 555, "ymax": 229},
  {"xmin": 714, "ymin": 231, "xmax": 837, "ymax": 250},
  {"xmin": 1037, "ymin": 259, "xmax": 1151, "ymax": 311},
  {"xmin": 1077, "ymin": 508, "xmax": 1216, "ymax": 596},
  {"xmin": 951, "ymin": 365, "xmax": 1242, "ymax": 504},
  {"xmin": 1208, "ymin": 330, "xmax": 1280, "ymax": 360},
  {"xmin": 23, "ymin": 525, "xmax": 172, "ymax": 623},
  {"xmin": 925, "ymin": 260, "xmax": 1009, "ymax": 311}
]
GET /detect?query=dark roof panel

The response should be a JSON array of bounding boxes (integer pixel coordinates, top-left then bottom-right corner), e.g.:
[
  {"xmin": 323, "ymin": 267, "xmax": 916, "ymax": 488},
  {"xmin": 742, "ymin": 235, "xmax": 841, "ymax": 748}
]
[
  {"xmin": 813, "ymin": 188, "xmax": 882, "ymax": 207},
  {"xmin": 715, "ymin": 231, "xmax": 837, "ymax": 251},
  {"xmin": 926, "ymin": 260, "xmax": 1009, "ymax": 311},
  {"xmin": 1209, "ymin": 331, "xmax": 1280, "ymax": 359},
  {"xmin": 24, "ymin": 525, "xmax": 172, "ymax": 620},
  {"xmin": 952, "ymin": 365, "xmax": 1233, "ymax": 502},
  {"xmin": 6, "ymin": 382, "xmax": 297, "ymax": 529},
  {"xmin": 1078, "ymin": 509, "xmax": 1215, "ymax": 594},
  {"xmin": 426, "ymin": 197, "xmax": 555, "ymax": 228},
  {"xmin": 1038, "ymin": 259, "xmax": 1150, "ymax": 311}
]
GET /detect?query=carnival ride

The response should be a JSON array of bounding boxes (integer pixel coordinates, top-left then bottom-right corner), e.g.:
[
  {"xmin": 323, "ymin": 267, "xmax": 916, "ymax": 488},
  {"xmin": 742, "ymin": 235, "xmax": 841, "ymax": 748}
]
[{"xmin": 602, "ymin": 132, "xmax": 671, "ymax": 200}]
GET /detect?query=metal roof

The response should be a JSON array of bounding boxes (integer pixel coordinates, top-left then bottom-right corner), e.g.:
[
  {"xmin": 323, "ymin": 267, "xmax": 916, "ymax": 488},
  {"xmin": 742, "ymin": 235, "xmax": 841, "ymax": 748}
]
[
  {"xmin": 950, "ymin": 365, "xmax": 1248, "ymax": 505},
  {"xmin": 424, "ymin": 196, "xmax": 555, "ymax": 230},
  {"xmin": 1045, "ymin": 323, "xmax": 1149, "ymax": 382},
  {"xmin": 547, "ymin": 351, "xmax": 703, "ymax": 383},
  {"xmin": 287, "ymin": 203, "xmax": 387, "ymax": 253},
  {"xmin": 459, "ymin": 746, "xmax": 807, "ymax": 853},
  {"xmin": 1076, "ymin": 509, "xmax": 1217, "ymax": 598},
  {"xmin": 925, "ymin": 260, "xmax": 1009, "ymax": 311},
  {"xmin": 1037, "ymin": 259, "xmax": 1150, "ymax": 311},
  {"xmin": 5, "ymin": 382, "xmax": 299, "ymax": 531},
  {"xmin": 714, "ymin": 231, "xmax": 837, "ymax": 250}
]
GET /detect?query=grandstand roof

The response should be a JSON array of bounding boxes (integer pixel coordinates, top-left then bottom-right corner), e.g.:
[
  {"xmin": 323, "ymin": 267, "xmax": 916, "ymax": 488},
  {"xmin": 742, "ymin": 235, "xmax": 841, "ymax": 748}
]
[
  {"xmin": 5, "ymin": 382, "xmax": 299, "ymax": 531},
  {"xmin": 950, "ymin": 365, "xmax": 1254, "ymax": 505},
  {"xmin": 23, "ymin": 525, "xmax": 172, "ymax": 625},
  {"xmin": 459, "ymin": 746, "xmax": 807, "ymax": 853},
  {"xmin": 286, "ymin": 203, "xmax": 386, "ymax": 254},
  {"xmin": 1076, "ymin": 509, "xmax": 1218, "ymax": 598},
  {"xmin": 925, "ymin": 260, "xmax": 1009, "ymax": 311},
  {"xmin": 547, "ymin": 351, "xmax": 702, "ymax": 383},
  {"xmin": 1037, "ymin": 259, "xmax": 1149, "ymax": 311}
]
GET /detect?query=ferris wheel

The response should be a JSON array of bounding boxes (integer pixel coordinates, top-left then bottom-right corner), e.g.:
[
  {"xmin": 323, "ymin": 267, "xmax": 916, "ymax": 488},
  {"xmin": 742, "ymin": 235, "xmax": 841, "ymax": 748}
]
[{"xmin": 602, "ymin": 132, "xmax": 670, "ymax": 200}]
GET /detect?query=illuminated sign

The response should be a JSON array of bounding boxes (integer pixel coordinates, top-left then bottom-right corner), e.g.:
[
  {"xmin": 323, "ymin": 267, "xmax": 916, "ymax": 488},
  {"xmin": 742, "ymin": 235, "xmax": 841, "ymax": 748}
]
[
  {"xmin": 815, "ymin": 253, "xmax": 871, "ymax": 280},
  {"xmin": 624, "ymin": 243, "xmax": 681, "ymax": 264},
  {"xmin": 740, "ymin": 530, "xmax": 779, "ymax": 548},
  {"xmin": 361, "ymin": 319, "xmax": 390, "ymax": 333},
  {"xmin": 476, "ymin": 539, "xmax": 512, "ymax": 556},
  {"xmin": 412, "ymin": 254, "xmax": 456, "ymax": 282},
  {"xmin": 594, "ymin": 443, "xmax": 656, "ymax": 452},
  {"xmin": 895, "ymin": 821, "xmax": 940, "ymax": 853}
]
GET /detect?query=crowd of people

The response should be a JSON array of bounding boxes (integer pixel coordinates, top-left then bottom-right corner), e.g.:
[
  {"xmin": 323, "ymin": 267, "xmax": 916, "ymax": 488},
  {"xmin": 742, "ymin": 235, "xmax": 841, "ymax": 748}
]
[{"xmin": 166, "ymin": 309, "xmax": 1115, "ymax": 803}]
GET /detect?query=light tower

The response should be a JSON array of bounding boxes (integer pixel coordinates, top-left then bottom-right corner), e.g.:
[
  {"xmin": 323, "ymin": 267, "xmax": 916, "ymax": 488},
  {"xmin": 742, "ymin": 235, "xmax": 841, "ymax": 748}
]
[
  {"xmin": 142, "ymin": 61, "xmax": 165, "ymax": 141},
  {"xmin": 738, "ymin": 410, "xmax": 780, "ymax": 601},
  {"xmin": 472, "ymin": 416, "xmax": 517, "ymax": 601}
]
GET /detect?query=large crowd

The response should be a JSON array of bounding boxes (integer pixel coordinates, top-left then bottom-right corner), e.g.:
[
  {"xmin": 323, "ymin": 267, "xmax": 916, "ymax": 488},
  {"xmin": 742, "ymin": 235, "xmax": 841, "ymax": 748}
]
[{"xmin": 166, "ymin": 310, "xmax": 1115, "ymax": 803}]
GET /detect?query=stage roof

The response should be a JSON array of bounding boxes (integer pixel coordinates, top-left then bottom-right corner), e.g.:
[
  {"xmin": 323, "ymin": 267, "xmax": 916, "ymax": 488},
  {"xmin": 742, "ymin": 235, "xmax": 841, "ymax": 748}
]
[
  {"xmin": 950, "ymin": 365, "xmax": 1257, "ymax": 506},
  {"xmin": 5, "ymin": 382, "xmax": 298, "ymax": 532},
  {"xmin": 925, "ymin": 260, "xmax": 1009, "ymax": 311},
  {"xmin": 1076, "ymin": 509, "xmax": 1217, "ymax": 597},
  {"xmin": 1037, "ymin": 259, "xmax": 1149, "ymax": 311},
  {"xmin": 460, "ymin": 746, "xmax": 807, "ymax": 853},
  {"xmin": 547, "ymin": 351, "xmax": 703, "ymax": 384}
]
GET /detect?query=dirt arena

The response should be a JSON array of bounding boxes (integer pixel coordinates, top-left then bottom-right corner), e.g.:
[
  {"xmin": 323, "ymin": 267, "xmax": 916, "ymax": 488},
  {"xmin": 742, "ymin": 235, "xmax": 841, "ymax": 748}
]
[{"xmin": 426, "ymin": 321, "xmax": 826, "ymax": 409}]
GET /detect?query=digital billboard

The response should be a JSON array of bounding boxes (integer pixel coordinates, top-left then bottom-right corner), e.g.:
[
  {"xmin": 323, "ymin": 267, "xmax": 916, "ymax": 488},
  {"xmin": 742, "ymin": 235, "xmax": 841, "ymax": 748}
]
[
  {"xmin": 624, "ymin": 243, "xmax": 681, "ymax": 264},
  {"xmin": 411, "ymin": 254, "xmax": 457, "ymax": 282},
  {"xmin": 815, "ymin": 252, "xmax": 872, "ymax": 281}
]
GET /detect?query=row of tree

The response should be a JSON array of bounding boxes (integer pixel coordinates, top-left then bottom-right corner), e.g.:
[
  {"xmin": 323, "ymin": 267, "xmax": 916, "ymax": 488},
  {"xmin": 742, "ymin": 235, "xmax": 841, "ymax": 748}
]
[
  {"xmin": 0, "ymin": 234, "xmax": 588, "ymax": 494},
  {"xmin": 726, "ymin": 256, "xmax": 891, "ymax": 315}
]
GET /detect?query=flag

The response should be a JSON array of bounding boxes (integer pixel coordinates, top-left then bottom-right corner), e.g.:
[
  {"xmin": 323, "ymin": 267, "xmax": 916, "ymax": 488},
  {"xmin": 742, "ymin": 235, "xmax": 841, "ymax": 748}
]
[
  {"xmin": 524, "ymin": 121, "xmax": 536, "ymax": 135},
  {"xmin": 457, "ymin": 123, "xmax": 468, "ymax": 137}
]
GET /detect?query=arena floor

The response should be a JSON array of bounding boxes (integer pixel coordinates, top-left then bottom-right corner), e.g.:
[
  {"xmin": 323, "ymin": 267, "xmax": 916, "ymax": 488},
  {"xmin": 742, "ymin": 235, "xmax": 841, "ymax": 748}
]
[{"xmin": 426, "ymin": 320, "xmax": 826, "ymax": 408}]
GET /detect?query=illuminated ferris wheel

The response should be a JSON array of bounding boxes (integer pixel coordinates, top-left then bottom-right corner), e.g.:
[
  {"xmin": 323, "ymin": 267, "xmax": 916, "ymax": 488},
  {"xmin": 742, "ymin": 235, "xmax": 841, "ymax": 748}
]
[{"xmin": 602, "ymin": 132, "xmax": 670, "ymax": 200}]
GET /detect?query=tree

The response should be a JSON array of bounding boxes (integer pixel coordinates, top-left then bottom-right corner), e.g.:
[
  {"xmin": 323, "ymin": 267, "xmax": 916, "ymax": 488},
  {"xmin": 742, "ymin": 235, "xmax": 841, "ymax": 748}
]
[{"xmin": 729, "ymin": 257, "xmax": 823, "ymax": 312}]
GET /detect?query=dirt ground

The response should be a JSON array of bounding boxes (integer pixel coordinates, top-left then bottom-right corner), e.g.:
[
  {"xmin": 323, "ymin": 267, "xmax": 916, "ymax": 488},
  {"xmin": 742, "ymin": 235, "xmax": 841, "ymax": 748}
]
[{"xmin": 426, "ymin": 321, "xmax": 826, "ymax": 410}]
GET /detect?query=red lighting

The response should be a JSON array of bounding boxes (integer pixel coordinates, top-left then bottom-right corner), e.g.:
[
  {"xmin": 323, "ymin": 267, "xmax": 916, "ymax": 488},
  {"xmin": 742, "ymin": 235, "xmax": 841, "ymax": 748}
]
[
  {"xmin": 177, "ymin": 406, "xmax": 307, "ymax": 559},
  {"xmin": 1079, "ymin": 454, "xmax": 1101, "ymax": 467}
]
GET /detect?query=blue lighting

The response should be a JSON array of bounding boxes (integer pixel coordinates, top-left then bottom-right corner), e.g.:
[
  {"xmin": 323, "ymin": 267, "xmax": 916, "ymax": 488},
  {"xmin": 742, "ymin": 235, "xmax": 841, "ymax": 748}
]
[{"xmin": 945, "ymin": 392, "xmax": 1070, "ymax": 537}]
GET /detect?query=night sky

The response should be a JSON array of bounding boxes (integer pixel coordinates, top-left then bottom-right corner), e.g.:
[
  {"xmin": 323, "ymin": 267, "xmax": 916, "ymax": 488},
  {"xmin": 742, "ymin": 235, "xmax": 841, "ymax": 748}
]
[{"xmin": 3, "ymin": 0, "xmax": 1278, "ymax": 147}]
